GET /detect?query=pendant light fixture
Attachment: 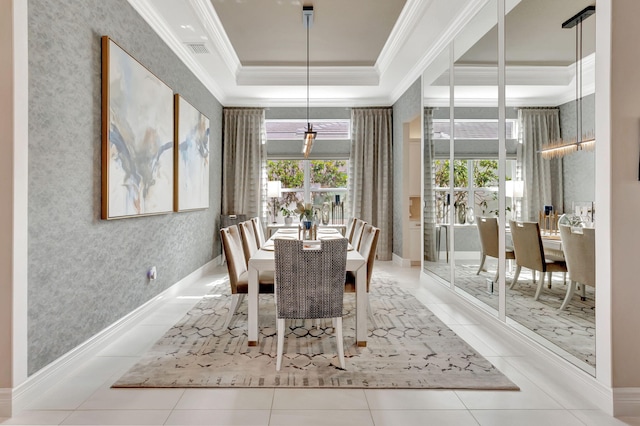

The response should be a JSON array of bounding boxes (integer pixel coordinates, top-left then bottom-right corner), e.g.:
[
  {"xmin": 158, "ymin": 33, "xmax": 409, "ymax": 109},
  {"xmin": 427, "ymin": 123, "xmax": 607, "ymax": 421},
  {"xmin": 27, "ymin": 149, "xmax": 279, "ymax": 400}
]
[
  {"xmin": 541, "ymin": 5, "xmax": 595, "ymax": 159},
  {"xmin": 302, "ymin": 5, "xmax": 316, "ymax": 158}
]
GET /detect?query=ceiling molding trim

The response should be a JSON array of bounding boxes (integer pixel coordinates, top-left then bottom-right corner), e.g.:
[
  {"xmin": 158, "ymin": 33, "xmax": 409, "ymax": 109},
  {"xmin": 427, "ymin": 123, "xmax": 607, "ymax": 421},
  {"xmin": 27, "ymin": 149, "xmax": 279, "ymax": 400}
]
[
  {"xmin": 389, "ymin": 0, "xmax": 491, "ymax": 104},
  {"xmin": 375, "ymin": 0, "xmax": 434, "ymax": 77},
  {"xmin": 237, "ymin": 66, "xmax": 379, "ymax": 86},
  {"xmin": 127, "ymin": 0, "xmax": 227, "ymax": 103},
  {"xmin": 224, "ymin": 96, "xmax": 391, "ymax": 108},
  {"xmin": 189, "ymin": 0, "xmax": 241, "ymax": 76},
  {"xmin": 437, "ymin": 65, "xmax": 573, "ymax": 86}
]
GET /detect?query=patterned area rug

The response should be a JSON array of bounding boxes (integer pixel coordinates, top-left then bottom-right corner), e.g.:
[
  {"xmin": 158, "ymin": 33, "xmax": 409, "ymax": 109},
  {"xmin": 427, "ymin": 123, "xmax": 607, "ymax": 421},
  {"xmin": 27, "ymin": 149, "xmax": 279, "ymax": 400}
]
[
  {"xmin": 113, "ymin": 273, "xmax": 518, "ymax": 390},
  {"xmin": 425, "ymin": 261, "xmax": 595, "ymax": 367}
]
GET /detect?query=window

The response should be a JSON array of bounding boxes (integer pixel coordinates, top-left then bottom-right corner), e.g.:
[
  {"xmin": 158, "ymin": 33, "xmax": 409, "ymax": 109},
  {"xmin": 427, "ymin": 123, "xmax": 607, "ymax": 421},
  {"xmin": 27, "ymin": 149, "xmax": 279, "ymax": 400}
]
[
  {"xmin": 432, "ymin": 119, "xmax": 519, "ymax": 140},
  {"xmin": 265, "ymin": 119, "xmax": 350, "ymax": 140},
  {"xmin": 266, "ymin": 159, "xmax": 348, "ymax": 219},
  {"xmin": 434, "ymin": 159, "xmax": 517, "ymax": 223}
]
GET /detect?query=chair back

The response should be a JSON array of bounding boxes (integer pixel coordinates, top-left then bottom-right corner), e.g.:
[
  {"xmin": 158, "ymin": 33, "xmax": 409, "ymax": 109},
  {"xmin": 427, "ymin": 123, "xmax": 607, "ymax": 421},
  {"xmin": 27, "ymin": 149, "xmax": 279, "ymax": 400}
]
[
  {"xmin": 509, "ymin": 220, "xmax": 546, "ymax": 272},
  {"xmin": 251, "ymin": 217, "xmax": 266, "ymax": 248},
  {"xmin": 274, "ymin": 238, "xmax": 348, "ymax": 320},
  {"xmin": 477, "ymin": 217, "xmax": 499, "ymax": 258},
  {"xmin": 346, "ymin": 217, "xmax": 357, "ymax": 241},
  {"xmin": 350, "ymin": 219, "xmax": 367, "ymax": 250},
  {"xmin": 220, "ymin": 225, "xmax": 248, "ymax": 294},
  {"xmin": 559, "ymin": 225, "xmax": 595, "ymax": 288},
  {"xmin": 220, "ymin": 214, "xmax": 247, "ymax": 229},
  {"xmin": 239, "ymin": 221, "xmax": 259, "ymax": 263},
  {"xmin": 358, "ymin": 225, "xmax": 380, "ymax": 291}
]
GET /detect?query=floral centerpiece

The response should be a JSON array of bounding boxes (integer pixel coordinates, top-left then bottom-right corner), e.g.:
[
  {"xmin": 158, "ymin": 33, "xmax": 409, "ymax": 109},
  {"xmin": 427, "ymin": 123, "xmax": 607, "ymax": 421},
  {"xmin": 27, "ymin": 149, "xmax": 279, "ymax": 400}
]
[{"xmin": 295, "ymin": 202, "xmax": 314, "ymax": 222}]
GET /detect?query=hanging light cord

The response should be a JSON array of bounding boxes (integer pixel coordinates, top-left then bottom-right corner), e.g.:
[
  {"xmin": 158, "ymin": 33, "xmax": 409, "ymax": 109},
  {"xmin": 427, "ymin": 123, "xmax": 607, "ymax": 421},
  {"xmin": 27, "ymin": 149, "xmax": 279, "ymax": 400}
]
[{"xmin": 306, "ymin": 13, "xmax": 310, "ymax": 131}]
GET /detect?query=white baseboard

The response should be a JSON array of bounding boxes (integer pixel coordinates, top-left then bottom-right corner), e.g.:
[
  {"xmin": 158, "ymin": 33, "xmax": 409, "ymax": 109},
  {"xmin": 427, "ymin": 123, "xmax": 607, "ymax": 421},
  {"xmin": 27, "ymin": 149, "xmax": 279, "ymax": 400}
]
[
  {"xmin": 0, "ymin": 388, "xmax": 11, "ymax": 418},
  {"xmin": 10, "ymin": 257, "xmax": 220, "ymax": 415},
  {"xmin": 392, "ymin": 253, "xmax": 412, "ymax": 268},
  {"xmin": 613, "ymin": 388, "xmax": 640, "ymax": 417}
]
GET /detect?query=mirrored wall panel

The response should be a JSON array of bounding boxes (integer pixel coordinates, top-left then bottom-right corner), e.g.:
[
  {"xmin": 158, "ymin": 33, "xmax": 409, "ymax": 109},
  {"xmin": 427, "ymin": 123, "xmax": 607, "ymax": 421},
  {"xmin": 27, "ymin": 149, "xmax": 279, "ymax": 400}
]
[{"xmin": 504, "ymin": 0, "xmax": 596, "ymax": 373}]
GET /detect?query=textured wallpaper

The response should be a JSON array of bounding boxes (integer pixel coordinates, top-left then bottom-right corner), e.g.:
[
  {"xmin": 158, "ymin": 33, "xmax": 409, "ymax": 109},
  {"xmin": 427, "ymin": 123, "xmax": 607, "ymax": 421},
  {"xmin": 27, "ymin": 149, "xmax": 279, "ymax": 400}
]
[
  {"xmin": 392, "ymin": 79, "xmax": 421, "ymax": 258},
  {"xmin": 559, "ymin": 94, "xmax": 596, "ymax": 212},
  {"xmin": 28, "ymin": 0, "xmax": 222, "ymax": 374}
]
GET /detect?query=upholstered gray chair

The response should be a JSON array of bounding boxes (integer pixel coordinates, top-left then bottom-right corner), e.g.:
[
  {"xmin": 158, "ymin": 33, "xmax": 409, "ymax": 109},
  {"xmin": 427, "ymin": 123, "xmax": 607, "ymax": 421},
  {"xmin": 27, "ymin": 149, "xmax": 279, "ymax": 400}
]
[
  {"xmin": 274, "ymin": 238, "xmax": 348, "ymax": 371},
  {"xmin": 476, "ymin": 216, "xmax": 516, "ymax": 282},
  {"xmin": 558, "ymin": 225, "xmax": 595, "ymax": 310},
  {"xmin": 509, "ymin": 220, "xmax": 568, "ymax": 301},
  {"xmin": 349, "ymin": 218, "xmax": 367, "ymax": 250},
  {"xmin": 220, "ymin": 225, "xmax": 274, "ymax": 329}
]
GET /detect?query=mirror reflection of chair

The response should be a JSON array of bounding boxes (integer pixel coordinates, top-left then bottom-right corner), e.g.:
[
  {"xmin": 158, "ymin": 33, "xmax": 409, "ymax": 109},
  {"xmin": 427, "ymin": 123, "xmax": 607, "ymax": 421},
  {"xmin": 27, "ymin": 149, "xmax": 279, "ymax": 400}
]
[
  {"xmin": 346, "ymin": 217, "xmax": 357, "ymax": 242},
  {"xmin": 220, "ymin": 225, "xmax": 274, "ymax": 329},
  {"xmin": 274, "ymin": 238, "xmax": 348, "ymax": 371},
  {"xmin": 509, "ymin": 220, "xmax": 568, "ymax": 300},
  {"xmin": 344, "ymin": 225, "xmax": 380, "ymax": 314},
  {"xmin": 558, "ymin": 225, "xmax": 595, "ymax": 310},
  {"xmin": 476, "ymin": 217, "xmax": 515, "ymax": 282}
]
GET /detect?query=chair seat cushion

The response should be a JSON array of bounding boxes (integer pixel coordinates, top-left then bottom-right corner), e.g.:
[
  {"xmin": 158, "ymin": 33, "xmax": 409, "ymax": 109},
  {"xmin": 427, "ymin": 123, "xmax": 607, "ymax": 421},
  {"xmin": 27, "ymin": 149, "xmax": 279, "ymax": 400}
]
[
  {"xmin": 506, "ymin": 248, "xmax": 516, "ymax": 260},
  {"xmin": 236, "ymin": 270, "xmax": 275, "ymax": 294},
  {"xmin": 544, "ymin": 260, "xmax": 567, "ymax": 273}
]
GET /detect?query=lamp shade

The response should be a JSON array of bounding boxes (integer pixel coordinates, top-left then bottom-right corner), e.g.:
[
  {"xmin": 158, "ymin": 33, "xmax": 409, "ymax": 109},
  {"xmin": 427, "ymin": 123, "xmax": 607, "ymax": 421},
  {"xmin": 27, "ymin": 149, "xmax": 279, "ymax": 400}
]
[
  {"xmin": 267, "ymin": 181, "xmax": 282, "ymax": 198},
  {"xmin": 506, "ymin": 180, "xmax": 524, "ymax": 198}
]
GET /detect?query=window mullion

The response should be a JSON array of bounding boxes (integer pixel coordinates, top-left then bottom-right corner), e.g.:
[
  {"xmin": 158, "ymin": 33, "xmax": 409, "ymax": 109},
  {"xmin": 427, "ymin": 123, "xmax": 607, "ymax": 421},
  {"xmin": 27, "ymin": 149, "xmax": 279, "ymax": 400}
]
[{"xmin": 304, "ymin": 160, "xmax": 311, "ymax": 203}]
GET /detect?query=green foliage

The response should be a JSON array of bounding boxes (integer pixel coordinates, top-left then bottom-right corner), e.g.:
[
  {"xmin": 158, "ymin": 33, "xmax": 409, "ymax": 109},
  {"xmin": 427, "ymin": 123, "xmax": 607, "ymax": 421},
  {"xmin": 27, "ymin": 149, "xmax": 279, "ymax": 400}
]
[{"xmin": 310, "ymin": 160, "xmax": 348, "ymax": 187}]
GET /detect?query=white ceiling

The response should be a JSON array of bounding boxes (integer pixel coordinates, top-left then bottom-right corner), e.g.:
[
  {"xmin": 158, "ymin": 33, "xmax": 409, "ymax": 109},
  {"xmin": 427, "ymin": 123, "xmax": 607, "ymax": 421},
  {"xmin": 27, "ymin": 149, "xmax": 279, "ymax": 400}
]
[{"xmin": 128, "ymin": 0, "xmax": 596, "ymax": 108}]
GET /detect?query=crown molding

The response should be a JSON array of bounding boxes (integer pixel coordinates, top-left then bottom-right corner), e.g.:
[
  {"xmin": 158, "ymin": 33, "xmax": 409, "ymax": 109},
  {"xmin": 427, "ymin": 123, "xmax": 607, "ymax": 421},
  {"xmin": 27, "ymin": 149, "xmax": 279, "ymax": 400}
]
[
  {"xmin": 237, "ymin": 66, "xmax": 379, "ymax": 86},
  {"xmin": 224, "ymin": 95, "xmax": 391, "ymax": 108},
  {"xmin": 127, "ymin": 0, "xmax": 227, "ymax": 103},
  {"xmin": 189, "ymin": 0, "xmax": 241, "ymax": 76},
  {"xmin": 376, "ymin": 0, "xmax": 434, "ymax": 76},
  {"xmin": 389, "ymin": 0, "xmax": 491, "ymax": 104}
]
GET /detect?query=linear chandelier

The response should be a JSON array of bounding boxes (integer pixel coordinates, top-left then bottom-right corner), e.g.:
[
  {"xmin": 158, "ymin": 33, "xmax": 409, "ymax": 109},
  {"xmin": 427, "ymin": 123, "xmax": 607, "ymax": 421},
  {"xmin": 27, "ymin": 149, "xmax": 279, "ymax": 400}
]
[
  {"xmin": 302, "ymin": 5, "xmax": 316, "ymax": 158},
  {"xmin": 541, "ymin": 6, "xmax": 595, "ymax": 160}
]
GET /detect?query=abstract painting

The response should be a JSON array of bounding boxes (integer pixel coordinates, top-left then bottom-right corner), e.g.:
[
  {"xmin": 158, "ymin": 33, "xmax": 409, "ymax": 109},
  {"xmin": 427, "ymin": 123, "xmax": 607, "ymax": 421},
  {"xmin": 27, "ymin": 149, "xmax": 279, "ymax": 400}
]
[
  {"xmin": 101, "ymin": 36, "xmax": 174, "ymax": 219},
  {"xmin": 174, "ymin": 94, "xmax": 210, "ymax": 211}
]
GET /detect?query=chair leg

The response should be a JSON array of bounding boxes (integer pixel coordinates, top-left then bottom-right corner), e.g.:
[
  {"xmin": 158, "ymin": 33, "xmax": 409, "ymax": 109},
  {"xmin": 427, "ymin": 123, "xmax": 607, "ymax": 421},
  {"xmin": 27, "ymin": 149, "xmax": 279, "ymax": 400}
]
[
  {"xmin": 559, "ymin": 280, "xmax": 577, "ymax": 310},
  {"xmin": 334, "ymin": 317, "xmax": 345, "ymax": 369},
  {"xmin": 509, "ymin": 265, "xmax": 521, "ymax": 289},
  {"xmin": 223, "ymin": 294, "xmax": 244, "ymax": 329},
  {"xmin": 276, "ymin": 318, "xmax": 285, "ymax": 371},
  {"xmin": 581, "ymin": 283, "xmax": 587, "ymax": 301},
  {"xmin": 534, "ymin": 272, "xmax": 545, "ymax": 301},
  {"xmin": 477, "ymin": 254, "xmax": 486, "ymax": 275},
  {"xmin": 494, "ymin": 268, "xmax": 499, "ymax": 284},
  {"xmin": 547, "ymin": 272, "xmax": 552, "ymax": 289}
]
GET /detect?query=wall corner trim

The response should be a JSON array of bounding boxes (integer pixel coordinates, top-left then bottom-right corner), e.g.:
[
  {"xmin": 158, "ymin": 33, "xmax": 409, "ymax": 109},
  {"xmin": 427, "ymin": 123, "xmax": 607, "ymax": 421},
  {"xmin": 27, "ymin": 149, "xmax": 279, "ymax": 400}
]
[
  {"xmin": 613, "ymin": 387, "xmax": 640, "ymax": 417},
  {"xmin": 392, "ymin": 253, "xmax": 412, "ymax": 268}
]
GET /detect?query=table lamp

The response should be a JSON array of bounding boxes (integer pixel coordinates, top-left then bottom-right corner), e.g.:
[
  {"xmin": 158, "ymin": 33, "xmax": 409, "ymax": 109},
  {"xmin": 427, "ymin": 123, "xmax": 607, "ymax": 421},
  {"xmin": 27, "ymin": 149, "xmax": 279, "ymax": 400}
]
[{"xmin": 267, "ymin": 181, "xmax": 282, "ymax": 223}]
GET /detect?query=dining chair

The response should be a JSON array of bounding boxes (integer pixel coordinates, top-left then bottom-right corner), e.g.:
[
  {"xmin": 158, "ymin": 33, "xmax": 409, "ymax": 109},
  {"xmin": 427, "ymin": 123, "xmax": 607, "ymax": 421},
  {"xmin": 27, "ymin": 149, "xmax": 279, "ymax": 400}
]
[
  {"xmin": 509, "ymin": 220, "xmax": 568, "ymax": 301},
  {"xmin": 476, "ymin": 217, "xmax": 515, "ymax": 282},
  {"xmin": 220, "ymin": 225, "xmax": 274, "ymax": 329},
  {"xmin": 346, "ymin": 217, "xmax": 357, "ymax": 242},
  {"xmin": 558, "ymin": 225, "xmax": 595, "ymax": 310},
  {"xmin": 344, "ymin": 225, "xmax": 379, "ymax": 317},
  {"xmin": 239, "ymin": 220, "xmax": 260, "ymax": 264},
  {"xmin": 251, "ymin": 217, "xmax": 266, "ymax": 248},
  {"xmin": 273, "ymin": 238, "xmax": 348, "ymax": 371},
  {"xmin": 349, "ymin": 218, "xmax": 367, "ymax": 250}
]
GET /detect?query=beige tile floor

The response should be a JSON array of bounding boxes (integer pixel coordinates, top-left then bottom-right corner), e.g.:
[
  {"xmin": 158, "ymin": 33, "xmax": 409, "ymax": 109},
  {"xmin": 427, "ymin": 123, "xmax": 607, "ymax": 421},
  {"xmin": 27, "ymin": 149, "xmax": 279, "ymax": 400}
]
[{"xmin": 1, "ymin": 262, "xmax": 638, "ymax": 426}]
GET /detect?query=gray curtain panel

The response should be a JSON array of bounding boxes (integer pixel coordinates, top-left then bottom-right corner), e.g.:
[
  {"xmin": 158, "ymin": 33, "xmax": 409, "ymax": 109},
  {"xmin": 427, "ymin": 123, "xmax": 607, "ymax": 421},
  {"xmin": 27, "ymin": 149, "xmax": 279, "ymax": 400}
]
[
  {"xmin": 517, "ymin": 108, "xmax": 564, "ymax": 221},
  {"xmin": 349, "ymin": 107, "xmax": 393, "ymax": 260},
  {"xmin": 222, "ymin": 108, "xmax": 266, "ymax": 218},
  {"xmin": 423, "ymin": 108, "xmax": 437, "ymax": 261}
]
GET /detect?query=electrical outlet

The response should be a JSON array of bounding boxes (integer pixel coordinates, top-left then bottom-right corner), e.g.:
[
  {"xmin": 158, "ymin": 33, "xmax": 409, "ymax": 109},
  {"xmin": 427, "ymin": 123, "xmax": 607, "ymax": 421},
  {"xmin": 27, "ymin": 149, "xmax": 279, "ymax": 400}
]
[{"xmin": 148, "ymin": 266, "xmax": 157, "ymax": 281}]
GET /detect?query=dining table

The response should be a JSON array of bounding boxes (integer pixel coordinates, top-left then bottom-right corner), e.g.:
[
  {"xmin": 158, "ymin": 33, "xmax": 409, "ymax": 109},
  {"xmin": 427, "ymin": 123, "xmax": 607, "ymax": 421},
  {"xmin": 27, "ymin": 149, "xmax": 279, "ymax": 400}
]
[{"xmin": 247, "ymin": 228, "xmax": 369, "ymax": 347}]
